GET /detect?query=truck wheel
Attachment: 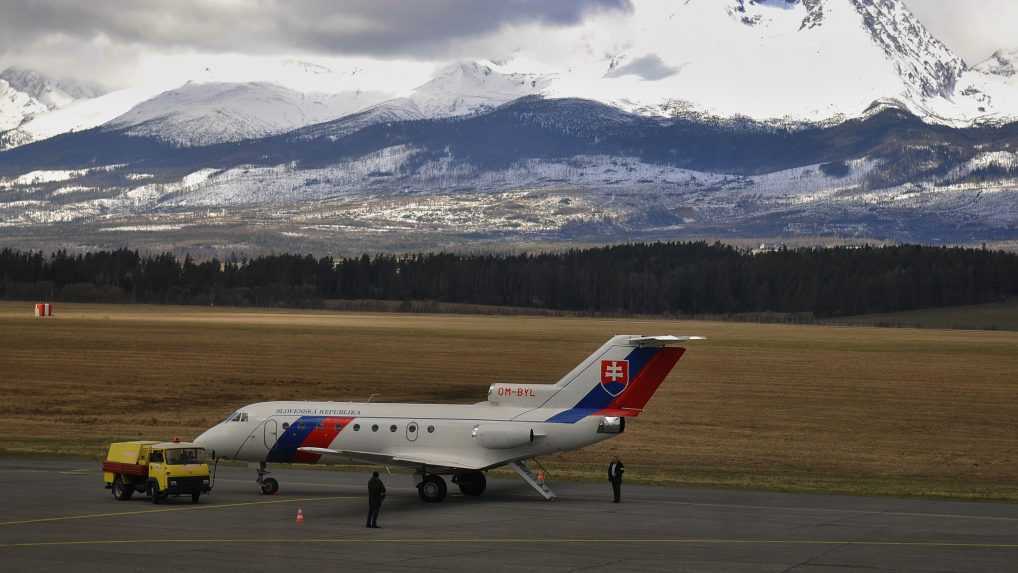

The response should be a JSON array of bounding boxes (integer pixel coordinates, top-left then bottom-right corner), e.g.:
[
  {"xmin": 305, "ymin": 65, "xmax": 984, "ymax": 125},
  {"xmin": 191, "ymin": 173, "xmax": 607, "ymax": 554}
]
[
  {"xmin": 112, "ymin": 476, "xmax": 133, "ymax": 501},
  {"xmin": 149, "ymin": 481, "xmax": 162, "ymax": 504},
  {"xmin": 191, "ymin": 491, "xmax": 201, "ymax": 504},
  {"xmin": 260, "ymin": 477, "xmax": 279, "ymax": 495}
]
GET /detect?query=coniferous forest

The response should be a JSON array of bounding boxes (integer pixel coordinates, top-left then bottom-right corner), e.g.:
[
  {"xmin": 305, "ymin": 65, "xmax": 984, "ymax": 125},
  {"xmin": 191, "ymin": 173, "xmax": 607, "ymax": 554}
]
[{"xmin": 2, "ymin": 242, "xmax": 1017, "ymax": 318}]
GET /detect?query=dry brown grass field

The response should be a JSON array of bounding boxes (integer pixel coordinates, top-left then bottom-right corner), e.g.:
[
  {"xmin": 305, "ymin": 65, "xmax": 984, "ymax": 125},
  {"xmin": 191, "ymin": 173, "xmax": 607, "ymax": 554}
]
[
  {"xmin": 2, "ymin": 301, "xmax": 1017, "ymax": 500},
  {"xmin": 829, "ymin": 298, "xmax": 1018, "ymax": 331}
]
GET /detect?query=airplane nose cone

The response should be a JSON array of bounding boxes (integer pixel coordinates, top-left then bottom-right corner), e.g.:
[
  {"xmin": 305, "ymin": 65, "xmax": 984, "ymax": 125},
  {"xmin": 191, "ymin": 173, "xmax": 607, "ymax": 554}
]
[{"xmin": 194, "ymin": 427, "xmax": 222, "ymax": 459}]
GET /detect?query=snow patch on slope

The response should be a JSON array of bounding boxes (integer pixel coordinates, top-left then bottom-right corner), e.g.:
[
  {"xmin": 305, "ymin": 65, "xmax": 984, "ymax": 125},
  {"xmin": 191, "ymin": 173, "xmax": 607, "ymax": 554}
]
[{"xmin": 105, "ymin": 82, "xmax": 389, "ymax": 146}]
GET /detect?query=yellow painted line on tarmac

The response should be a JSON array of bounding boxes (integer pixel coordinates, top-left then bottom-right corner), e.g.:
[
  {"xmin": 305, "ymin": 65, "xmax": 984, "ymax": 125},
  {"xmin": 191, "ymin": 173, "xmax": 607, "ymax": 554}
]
[
  {"xmin": 663, "ymin": 500, "xmax": 1018, "ymax": 523},
  {"xmin": 3, "ymin": 537, "xmax": 1018, "ymax": 550},
  {"xmin": 0, "ymin": 496, "xmax": 358, "ymax": 527}
]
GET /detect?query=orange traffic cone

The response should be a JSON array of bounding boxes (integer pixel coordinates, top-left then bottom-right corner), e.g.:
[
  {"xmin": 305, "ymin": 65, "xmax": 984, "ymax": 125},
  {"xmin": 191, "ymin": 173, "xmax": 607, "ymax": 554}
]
[
  {"xmin": 295, "ymin": 508, "xmax": 304, "ymax": 524},
  {"xmin": 537, "ymin": 470, "xmax": 545, "ymax": 484}
]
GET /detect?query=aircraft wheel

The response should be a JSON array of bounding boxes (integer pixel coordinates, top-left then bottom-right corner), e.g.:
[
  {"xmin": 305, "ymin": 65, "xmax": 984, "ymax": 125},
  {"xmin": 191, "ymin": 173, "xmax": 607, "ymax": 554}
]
[
  {"xmin": 455, "ymin": 472, "xmax": 486, "ymax": 496},
  {"xmin": 260, "ymin": 477, "xmax": 279, "ymax": 495},
  {"xmin": 112, "ymin": 476, "xmax": 133, "ymax": 501},
  {"xmin": 418, "ymin": 475, "xmax": 447, "ymax": 503}
]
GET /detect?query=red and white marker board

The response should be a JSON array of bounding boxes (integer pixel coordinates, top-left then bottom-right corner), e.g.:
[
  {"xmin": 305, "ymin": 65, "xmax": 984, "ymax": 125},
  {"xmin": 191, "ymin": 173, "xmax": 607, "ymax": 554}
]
[{"xmin": 34, "ymin": 303, "xmax": 53, "ymax": 317}]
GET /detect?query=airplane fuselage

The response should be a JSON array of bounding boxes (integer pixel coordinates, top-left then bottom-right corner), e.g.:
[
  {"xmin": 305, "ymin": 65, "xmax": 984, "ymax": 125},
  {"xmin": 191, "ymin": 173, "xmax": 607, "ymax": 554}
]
[{"xmin": 197, "ymin": 400, "xmax": 617, "ymax": 471}]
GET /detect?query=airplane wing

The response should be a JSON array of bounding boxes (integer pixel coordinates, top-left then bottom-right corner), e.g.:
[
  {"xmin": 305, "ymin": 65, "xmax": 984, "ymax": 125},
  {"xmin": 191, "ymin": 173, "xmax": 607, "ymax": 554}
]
[{"xmin": 297, "ymin": 447, "xmax": 485, "ymax": 470}]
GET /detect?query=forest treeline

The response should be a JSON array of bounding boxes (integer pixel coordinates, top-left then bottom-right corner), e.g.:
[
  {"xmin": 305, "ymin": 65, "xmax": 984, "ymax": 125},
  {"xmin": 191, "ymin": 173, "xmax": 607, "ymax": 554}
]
[{"xmin": 2, "ymin": 242, "xmax": 1017, "ymax": 318}]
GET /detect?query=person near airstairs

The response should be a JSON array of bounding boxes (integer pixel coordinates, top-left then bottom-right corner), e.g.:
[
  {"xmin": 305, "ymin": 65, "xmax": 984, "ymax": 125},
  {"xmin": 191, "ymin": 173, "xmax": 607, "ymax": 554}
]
[{"xmin": 608, "ymin": 455, "xmax": 625, "ymax": 503}]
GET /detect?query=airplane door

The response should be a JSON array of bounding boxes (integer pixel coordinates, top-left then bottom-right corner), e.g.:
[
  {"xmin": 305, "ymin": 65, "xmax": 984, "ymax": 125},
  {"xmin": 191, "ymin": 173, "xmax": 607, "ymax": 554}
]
[
  {"xmin": 405, "ymin": 421, "xmax": 420, "ymax": 442},
  {"xmin": 263, "ymin": 419, "xmax": 279, "ymax": 449}
]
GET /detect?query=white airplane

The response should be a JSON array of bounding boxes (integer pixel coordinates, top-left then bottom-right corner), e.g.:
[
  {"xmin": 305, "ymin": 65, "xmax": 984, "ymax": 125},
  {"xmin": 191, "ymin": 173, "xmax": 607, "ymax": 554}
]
[{"xmin": 194, "ymin": 334, "xmax": 702, "ymax": 502}]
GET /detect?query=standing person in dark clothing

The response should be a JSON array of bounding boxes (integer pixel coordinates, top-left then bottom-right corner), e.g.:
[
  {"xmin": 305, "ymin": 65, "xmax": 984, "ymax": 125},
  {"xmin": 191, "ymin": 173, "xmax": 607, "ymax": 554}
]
[
  {"xmin": 367, "ymin": 471, "xmax": 386, "ymax": 528},
  {"xmin": 608, "ymin": 456, "xmax": 624, "ymax": 503}
]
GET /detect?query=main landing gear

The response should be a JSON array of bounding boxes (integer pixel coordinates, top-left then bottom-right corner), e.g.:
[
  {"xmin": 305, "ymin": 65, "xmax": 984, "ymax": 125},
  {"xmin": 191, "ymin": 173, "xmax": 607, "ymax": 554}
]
[
  {"xmin": 417, "ymin": 474, "xmax": 447, "ymax": 503},
  {"xmin": 416, "ymin": 470, "xmax": 488, "ymax": 502},
  {"xmin": 452, "ymin": 471, "xmax": 487, "ymax": 496},
  {"xmin": 256, "ymin": 462, "xmax": 279, "ymax": 495}
]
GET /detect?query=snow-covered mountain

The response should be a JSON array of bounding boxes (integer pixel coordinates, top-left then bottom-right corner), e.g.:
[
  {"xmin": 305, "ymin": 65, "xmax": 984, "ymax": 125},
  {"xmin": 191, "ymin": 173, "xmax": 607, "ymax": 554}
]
[
  {"xmin": 530, "ymin": 0, "xmax": 1001, "ymax": 124},
  {"xmin": 406, "ymin": 60, "xmax": 553, "ymax": 118},
  {"xmin": 103, "ymin": 81, "xmax": 389, "ymax": 146},
  {"xmin": 3, "ymin": 0, "xmax": 1018, "ymax": 152},
  {"xmin": 975, "ymin": 49, "xmax": 1018, "ymax": 81},
  {"xmin": 0, "ymin": 79, "xmax": 48, "ymax": 132},
  {"xmin": 0, "ymin": 67, "xmax": 105, "ymax": 110},
  {"xmin": 3, "ymin": 0, "xmax": 1018, "ymax": 253},
  {"xmin": 0, "ymin": 67, "xmax": 114, "ymax": 149}
]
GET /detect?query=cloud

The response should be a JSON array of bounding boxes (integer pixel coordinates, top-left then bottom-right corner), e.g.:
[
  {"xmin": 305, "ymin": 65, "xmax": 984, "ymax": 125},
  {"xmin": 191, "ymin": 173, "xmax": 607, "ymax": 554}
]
[
  {"xmin": 904, "ymin": 0, "xmax": 1018, "ymax": 64},
  {"xmin": 605, "ymin": 54, "xmax": 679, "ymax": 81},
  {"xmin": 0, "ymin": 0, "xmax": 632, "ymax": 58}
]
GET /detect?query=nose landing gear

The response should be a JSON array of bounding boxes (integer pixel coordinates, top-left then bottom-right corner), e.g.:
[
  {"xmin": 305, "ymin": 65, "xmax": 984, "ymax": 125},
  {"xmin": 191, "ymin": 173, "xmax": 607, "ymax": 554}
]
[{"xmin": 256, "ymin": 462, "xmax": 279, "ymax": 495}]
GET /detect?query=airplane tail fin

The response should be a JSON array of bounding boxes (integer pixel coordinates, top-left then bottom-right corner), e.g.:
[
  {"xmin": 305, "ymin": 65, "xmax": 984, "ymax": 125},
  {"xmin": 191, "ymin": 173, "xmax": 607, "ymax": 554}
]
[{"xmin": 543, "ymin": 335, "xmax": 702, "ymax": 423}]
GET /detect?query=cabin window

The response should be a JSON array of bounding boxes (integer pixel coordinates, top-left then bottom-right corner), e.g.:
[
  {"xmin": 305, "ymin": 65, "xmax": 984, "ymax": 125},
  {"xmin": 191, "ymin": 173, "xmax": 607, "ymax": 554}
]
[
  {"xmin": 353, "ymin": 424, "xmax": 360, "ymax": 431},
  {"xmin": 281, "ymin": 422, "xmax": 290, "ymax": 431},
  {"xmin": 150, "ymin": 451, "xmax": 164, "ymax": 463},
  {"xmin": 427, "ymin": 425, "xmax": 435, "ymax": 434},
  {"xmin": 371, "ymin": 424, "xmax": 379, "ymax": 432},
  {"xmin": 408, "ymin": 423, "xmax": 418, "ymax": 433},
  {"xmin": 389, "ymin": 424, "xmax": 397, "ymax": 433}
]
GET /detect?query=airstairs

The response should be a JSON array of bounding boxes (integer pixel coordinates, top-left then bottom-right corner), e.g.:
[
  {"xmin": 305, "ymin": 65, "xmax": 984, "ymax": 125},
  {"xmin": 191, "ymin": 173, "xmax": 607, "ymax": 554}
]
[{"xmin": 509, "ymin": 460, "xmax": 556, "ymax": 501}]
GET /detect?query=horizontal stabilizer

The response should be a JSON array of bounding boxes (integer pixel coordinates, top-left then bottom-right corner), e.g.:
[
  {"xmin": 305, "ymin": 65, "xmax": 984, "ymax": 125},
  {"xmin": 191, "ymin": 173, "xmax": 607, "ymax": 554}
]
[
  {"xmin": 629, "ymin": 335, "xmax": 706, "ymax": 346},
  {"xmin": 599, "ymin": 407, "xmax": 643, "ymax": 417}
]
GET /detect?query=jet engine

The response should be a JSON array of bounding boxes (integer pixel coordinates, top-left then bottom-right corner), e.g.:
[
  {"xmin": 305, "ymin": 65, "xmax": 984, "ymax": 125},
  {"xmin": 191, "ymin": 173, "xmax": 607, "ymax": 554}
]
[{"xmin": 471, "ymin": 423, "xmax": 536, "ymax": 449}]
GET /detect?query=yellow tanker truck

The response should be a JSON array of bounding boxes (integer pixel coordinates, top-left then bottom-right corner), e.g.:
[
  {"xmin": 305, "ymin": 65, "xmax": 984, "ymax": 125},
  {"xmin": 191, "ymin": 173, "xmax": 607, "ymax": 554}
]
[{"xmin": 102, "ymin": 440, "xmax": 213, "ymax": 503}]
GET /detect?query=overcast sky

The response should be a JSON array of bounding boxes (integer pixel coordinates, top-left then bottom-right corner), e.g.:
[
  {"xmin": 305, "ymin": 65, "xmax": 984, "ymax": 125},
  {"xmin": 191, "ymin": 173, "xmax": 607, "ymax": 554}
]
[
  {"xmin": 905, "ymin": 0, "xmax": 1018, "ymax": 64},
  {"xmin": 0, "ymin": 0, "xmax": 1014, "ymax": 89}
]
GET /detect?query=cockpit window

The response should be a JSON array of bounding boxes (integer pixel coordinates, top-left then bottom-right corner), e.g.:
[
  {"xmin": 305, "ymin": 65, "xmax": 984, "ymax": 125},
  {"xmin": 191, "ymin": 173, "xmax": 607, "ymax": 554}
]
[{"xmin": 225, "ymin": 412, "xmax": 249, "ymax": 423}]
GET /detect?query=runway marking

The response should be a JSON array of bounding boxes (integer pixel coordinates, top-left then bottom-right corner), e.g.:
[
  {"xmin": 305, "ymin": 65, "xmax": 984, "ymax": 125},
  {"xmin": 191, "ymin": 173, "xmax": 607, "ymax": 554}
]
[
  {"xmin": 0, "ymin": 496, "xmax": 358, "ymax": 527},
  {"xmin": 3, "ymin": 537, "xmax": 1018, "ymax": 550},
  {"xmin": 660, "ymin": 500, "xmax": 1018, "ymax": 523}
]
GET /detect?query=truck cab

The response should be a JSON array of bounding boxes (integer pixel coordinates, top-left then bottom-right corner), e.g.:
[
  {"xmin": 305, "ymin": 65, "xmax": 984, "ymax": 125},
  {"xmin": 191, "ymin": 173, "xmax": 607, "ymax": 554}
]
[{"xmin": 103, "ymin": 440, "xmax": 212, "ymax": 504}]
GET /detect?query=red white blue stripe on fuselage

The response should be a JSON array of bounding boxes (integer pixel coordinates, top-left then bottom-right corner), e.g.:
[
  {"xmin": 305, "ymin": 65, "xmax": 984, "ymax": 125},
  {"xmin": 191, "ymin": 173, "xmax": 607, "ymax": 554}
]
[{"xmin": 266, "ymin": 416, "xmax": 354, "ymax": 463}]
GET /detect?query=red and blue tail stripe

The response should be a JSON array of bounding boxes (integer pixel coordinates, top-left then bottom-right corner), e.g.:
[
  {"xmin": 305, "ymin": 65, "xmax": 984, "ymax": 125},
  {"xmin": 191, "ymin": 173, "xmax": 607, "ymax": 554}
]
[
  {"xmin": 545, "ymin": 346, "xmax": 684, "ymax": 423},
  {"xmin": 266, "ymin": 416, "xmax": 353, "ymax": 463}
]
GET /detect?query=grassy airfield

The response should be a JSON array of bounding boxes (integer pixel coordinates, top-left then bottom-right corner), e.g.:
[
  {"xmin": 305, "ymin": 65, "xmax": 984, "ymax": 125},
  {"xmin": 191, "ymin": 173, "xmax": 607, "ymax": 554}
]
[{"xmin": 2, "ymin": 301, "xmax": 1017, "ymax": 501}]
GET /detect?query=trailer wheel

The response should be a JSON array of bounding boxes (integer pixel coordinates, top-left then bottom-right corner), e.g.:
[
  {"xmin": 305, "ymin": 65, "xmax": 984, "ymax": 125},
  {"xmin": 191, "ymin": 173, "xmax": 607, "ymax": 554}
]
[{"xmin": 112, "ymin": 476, "xmax": 133, "ymax": 501}]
